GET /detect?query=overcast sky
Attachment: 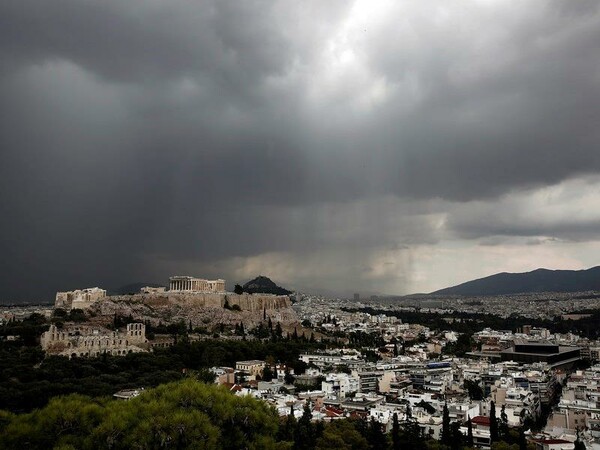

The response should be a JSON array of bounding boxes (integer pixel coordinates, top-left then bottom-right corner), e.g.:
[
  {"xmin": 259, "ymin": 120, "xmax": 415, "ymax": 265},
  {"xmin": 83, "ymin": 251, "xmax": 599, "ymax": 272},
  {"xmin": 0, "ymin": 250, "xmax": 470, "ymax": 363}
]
[{"xmin": 2, "ymin": 1, "xmax": 600, "ymax": 301}]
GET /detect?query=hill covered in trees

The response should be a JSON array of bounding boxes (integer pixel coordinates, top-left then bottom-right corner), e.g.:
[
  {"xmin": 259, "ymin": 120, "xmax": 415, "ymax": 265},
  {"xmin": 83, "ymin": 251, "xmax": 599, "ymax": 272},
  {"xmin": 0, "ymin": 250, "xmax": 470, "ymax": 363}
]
[
  {"xmin": 431, "ymin": 266, "xmax": 600, "ymax": 296},
  {"xmin": 241, "ymin": 276, "xmax": 292, "ymax": 295}
]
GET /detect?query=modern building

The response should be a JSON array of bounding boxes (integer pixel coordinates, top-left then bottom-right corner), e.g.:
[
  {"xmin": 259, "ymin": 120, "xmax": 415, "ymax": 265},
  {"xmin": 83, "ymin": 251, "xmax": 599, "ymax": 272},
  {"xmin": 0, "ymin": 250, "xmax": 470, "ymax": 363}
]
[{"xmin": 501, "ymin": 342, "xmax": 580, "ymax": 368}]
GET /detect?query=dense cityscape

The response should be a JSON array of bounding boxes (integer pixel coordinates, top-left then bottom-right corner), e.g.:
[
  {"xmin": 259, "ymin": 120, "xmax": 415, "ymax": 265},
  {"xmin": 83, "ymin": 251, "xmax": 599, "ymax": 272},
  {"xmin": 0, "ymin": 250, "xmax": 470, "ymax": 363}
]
[{"xmin": 0, "ymin": 276, "xmax": 599, "ymax": 449}]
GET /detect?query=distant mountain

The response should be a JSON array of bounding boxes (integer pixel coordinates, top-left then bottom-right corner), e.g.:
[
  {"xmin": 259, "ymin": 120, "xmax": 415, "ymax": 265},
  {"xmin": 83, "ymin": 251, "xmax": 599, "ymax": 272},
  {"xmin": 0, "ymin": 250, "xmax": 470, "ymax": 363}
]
[
  {"xmin": 431, "ymin": 266, "xmax": 600, "ymax": 296},
  {"xmin": 242, "ymin": 276, "xmax": 292, "ymax": 296},
  {"xmin": 110, "ymin": 283, "xmax": 165, "ymax": 295}
]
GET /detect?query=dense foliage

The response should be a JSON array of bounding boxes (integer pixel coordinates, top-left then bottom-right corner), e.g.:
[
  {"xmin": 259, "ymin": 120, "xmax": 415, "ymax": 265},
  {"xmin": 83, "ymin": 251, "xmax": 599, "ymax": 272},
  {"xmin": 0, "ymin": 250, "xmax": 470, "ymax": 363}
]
[
  {"xmin": 0, "ymin": 379, "xmax": 537, "ymax": 450},
  {"xmin": 0, "ymin": 379, "xmax": 281, "ymax": 450},
  {"xmin": 0, "ymin": 338, "xmax": 325, "ymax": 413}
]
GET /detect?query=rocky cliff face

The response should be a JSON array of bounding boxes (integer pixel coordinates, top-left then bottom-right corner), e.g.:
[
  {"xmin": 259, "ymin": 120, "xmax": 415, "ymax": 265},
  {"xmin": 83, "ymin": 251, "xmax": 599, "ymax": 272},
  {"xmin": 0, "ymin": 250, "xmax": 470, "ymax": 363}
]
[{"xmin": 88, "ymin": 292, "xmax": 297, "ymax": 329}]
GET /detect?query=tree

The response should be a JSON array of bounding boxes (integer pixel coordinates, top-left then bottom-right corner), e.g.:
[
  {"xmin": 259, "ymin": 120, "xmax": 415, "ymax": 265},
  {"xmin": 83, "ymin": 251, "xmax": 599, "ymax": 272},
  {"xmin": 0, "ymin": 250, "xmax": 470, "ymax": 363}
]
[
  {"xmin": 500, "ymin": 404, "xmax": 509, "ymax": 440},
  {"xmin": 278, "ymin": 404, "xmax": 297, "ymax": 442},
  {"xmin": 284, "ymin": 368, "xmax": 295, "ymax": 385},
  {"xmin": 0, "ymin": 379, "xmax": 281, "ymax": 449},
  {"xmin": 275, "ymin": 322, "xmax": 283, "ymax": 341},
  {"xmin": 490, "ymin": 401, "xmax": 499, "ymax": 442},
  {"xmin": 367, "ymin": 417, "xmax": 387, "ymax": 450},
  {"xmin": 467, "ymin": 416, "xmax": 474, "ymax": 447},
  {"xmin": 574, "ymin": 427, "xmax": 585, "ymax": 450},
  {"xmin": 441, "ymin": 403, "xmax": 451, "ymax": 445},
  {"xmin": 518, "ymin": 426, "xmax": 527, "ymax": 450},
  {"xmin": 234, "ymin": 284, "xmax": 244, "ymax": 295},
  {"xmin": 392, "ymin": 412, "xmax": 401, "ymax": 450},
  {"xmin": 451, "ymin": 422, "xmax": 463, "ymax": 450},
  {"xmin": 464, "ymin": 379, "xmax": 484, "ymax": 401},
  {"xmin": 262, "ymin": 365, "xmax": 274, "ymax": 382},
  {"xmin": 52, "ymin": 308, "xmax": 67, "ymax": 318},
  {"xmin": 295, "ymin": 401, "xmax": 315, "ymax": 450},
  {"xmin": 316, "ymin": 419, "xmax": 369, "ymax": 450}
]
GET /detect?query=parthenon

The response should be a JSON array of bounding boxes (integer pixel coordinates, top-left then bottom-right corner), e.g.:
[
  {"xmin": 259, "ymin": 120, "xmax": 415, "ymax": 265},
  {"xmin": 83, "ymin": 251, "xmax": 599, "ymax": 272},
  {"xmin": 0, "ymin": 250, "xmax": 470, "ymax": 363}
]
[{"xmin": 169, "ymin": 276, "xmax": 225, "ymax": 293}]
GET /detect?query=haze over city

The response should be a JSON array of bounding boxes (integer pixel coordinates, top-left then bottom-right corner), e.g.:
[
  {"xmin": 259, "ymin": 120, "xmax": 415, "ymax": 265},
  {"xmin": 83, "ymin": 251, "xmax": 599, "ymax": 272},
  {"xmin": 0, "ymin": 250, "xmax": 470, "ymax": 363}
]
[{"xmin": 2, "ymin": 1, "xmax": 600, "ymax": 301}]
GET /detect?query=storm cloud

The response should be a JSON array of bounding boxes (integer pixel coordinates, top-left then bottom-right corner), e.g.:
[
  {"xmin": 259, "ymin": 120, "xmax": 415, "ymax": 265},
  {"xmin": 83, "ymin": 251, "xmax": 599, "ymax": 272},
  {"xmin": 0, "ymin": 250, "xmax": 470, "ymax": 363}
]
[{"xmin": 2, "ymin": 0, "xmax": 600, "ymax": 300}]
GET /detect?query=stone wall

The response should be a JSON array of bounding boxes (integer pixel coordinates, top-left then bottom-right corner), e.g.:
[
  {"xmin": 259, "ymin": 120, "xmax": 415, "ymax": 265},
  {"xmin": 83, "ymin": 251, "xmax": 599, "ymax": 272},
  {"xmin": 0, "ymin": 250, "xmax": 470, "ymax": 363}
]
[
  {"xmin": 41, "ymin": 323, "xmax": 147, "ymax": 358},
  {"xmin": 107, "ymin": 292, "xmax": 292, "ymax": 311},
  {"xmin": 55, "ymin": 287, "xmax": 107, "ymax": 310}
]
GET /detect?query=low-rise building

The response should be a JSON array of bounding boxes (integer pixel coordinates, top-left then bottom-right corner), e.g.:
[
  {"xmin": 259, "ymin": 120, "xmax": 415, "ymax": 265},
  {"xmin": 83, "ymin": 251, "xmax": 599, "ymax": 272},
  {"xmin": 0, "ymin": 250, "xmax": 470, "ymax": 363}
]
[{"xmin": 235, "ymin": 360, "xmax": 266, "ymax": 377}]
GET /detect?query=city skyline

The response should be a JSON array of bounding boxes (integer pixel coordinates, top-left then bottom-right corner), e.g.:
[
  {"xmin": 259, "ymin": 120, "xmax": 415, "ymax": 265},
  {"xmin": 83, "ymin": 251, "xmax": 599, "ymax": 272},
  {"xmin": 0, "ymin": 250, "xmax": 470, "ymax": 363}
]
[{"xmin": 2, "ymin": 1, "xmax": 600, "ymax": 301}]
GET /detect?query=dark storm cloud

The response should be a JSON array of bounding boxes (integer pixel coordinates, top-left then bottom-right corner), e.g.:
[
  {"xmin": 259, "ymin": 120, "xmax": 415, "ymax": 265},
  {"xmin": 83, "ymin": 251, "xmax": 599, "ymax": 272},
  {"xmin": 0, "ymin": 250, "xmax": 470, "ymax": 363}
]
[
  {"xmin": 1, "ymin": 0, "xmax": 600, "ymax": 299},
  {"xmin": 445, "ymin": 177, "xmax": 600, "ymax": 242}
]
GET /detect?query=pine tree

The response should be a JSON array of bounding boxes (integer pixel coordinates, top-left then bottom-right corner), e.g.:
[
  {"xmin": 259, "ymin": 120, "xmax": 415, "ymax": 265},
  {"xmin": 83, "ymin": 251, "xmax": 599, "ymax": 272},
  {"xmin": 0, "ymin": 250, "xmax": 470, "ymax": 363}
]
[{"xmin": 442, "ymin": 403, "xmax": 452, "ymax": 445}]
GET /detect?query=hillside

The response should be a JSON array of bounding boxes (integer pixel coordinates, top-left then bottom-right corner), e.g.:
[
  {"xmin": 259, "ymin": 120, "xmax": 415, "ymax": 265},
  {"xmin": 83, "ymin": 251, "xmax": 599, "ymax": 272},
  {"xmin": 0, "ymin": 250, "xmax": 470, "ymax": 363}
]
[
  {"xmin": 432, "ymin": 266, "xmax": 600, "ymax": 296},
  {"xmin": 242, "ymin": 276, "xmax": 292, "ymax": 295}
]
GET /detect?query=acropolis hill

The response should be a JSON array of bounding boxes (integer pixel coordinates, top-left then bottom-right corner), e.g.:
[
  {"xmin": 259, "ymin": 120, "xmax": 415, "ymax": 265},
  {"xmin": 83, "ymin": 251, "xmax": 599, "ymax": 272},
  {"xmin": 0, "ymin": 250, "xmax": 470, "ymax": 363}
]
[{"xmin": 55, "ymin": 276, "xmax": 297, "ymax": 329}]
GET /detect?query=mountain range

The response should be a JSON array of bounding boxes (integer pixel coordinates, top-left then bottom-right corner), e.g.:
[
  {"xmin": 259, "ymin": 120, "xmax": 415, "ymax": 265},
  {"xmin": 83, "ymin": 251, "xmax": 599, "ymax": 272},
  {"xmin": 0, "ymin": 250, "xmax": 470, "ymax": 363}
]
[{"xmin": 431, "ymin": 266, "xmax": 600, "ymax": 296}]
